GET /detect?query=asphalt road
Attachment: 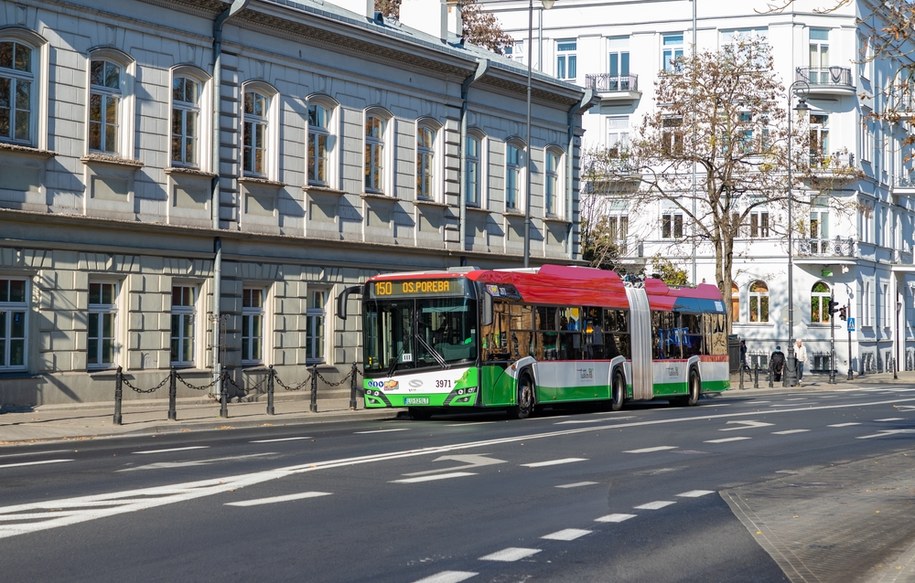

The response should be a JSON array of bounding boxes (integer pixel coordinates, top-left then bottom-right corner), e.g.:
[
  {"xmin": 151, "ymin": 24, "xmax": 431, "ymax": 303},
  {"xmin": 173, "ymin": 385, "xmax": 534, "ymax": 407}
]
[{"xmin": 1, "ymin": 385, "xmax": 913, "ymax": 582}]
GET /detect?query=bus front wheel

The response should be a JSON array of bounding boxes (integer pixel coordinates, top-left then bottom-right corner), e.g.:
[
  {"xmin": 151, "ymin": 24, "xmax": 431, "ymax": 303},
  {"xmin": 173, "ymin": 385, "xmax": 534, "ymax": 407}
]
[
  {"xmin": 684, "ymin": 369, "xmax": 701, "ymax": 406},
  {"xmin": 611, "ymin": 369, "xmax": 625, "ymax": 411},
  {"xmin": 513, "ymin": 374, "xmax": 536, "ymax": 419}
]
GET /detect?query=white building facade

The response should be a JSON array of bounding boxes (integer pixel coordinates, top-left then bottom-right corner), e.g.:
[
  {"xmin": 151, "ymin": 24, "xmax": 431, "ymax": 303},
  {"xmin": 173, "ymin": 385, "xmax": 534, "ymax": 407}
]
[
  {"xmin": 483, "ymin": 0, "xmax": 915, "ymax": 377},
  {"xmin": 0, "ymin": 0, "xmax": 589, "ymax": 406}
]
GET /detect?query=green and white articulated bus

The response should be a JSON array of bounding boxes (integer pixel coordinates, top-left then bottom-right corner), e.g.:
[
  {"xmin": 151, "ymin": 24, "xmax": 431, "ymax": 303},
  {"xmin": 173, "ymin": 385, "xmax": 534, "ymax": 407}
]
[{"xmin": 337, "ymin": 264, "xmax": 729, "ymax": 419}]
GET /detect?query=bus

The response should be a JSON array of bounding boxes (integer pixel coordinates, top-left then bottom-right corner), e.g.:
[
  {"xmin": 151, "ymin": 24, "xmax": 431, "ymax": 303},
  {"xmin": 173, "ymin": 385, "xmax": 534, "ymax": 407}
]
[{"xmin": 337, "ymin": 264, "xmax": 729, "ymax": 419}]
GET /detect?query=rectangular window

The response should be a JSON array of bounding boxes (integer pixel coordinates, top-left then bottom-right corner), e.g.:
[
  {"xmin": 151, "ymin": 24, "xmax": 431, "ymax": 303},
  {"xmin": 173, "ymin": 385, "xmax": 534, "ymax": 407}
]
[
  {"xmin": 465, "ymin": 134, "xmax": 481, "ymax": 206},
  {"xmin": 242, "ymin": 287, "xmax": 264, "ymax": 364},
  {"xmin": 306, "ymin": 289, "xmax": 326, "ymax": 364},
  {"xmin": 243, "ymin": 90, "xmax": 268, "ymax": 176},
  {"xmin": 609, "ymin": 214, "xmax": 629, "ymax": 254},
  {"xmin": 607, "ymin": 37, "xmax": 630, "ymax": 90},
  {"xmin": 0, "ymin": 40, "xmax": 33, "ymax": 144},
  {"xmin": 308, "ymin": 103, "xmax": 330, "ymax": 186},
  {"xmin": 661, "ymin": 211, "xmax": 683, "ymax": 239},
  {"xmin": 88, "ymin": 281, "xmax": 117, "ymax": 369},
  {"xmin": 750, "ymin": 210, "xmax": 770, "ymax": 238},
  {"xmin": 89, "ymin": 60, "xmax": 121, "ymax": 153},
  {"xmin": 809, "ymin": 113, "xmax": 829, "ymax": 164},
  {"xmin": 661, "ymin": 116, "xmax": 683, "ymax": 156},
  {"xmin": 607, "ymin": 117, "xmax": 629, "ymax": 157},
  {"xmin": 416, "ymin": 125, "xmax": 436, "ymax": 200},
  {"xmin": 171, "ymin": 76, "xmax": 200, "ymax": 166},
  {"xmin": 809, "ymin": 28, "xmax": 829, "ymax": 83},
  {"xmin": 365, "ymin": 114, "xmax": 386, "ymax": 193},
  {"xmin": 556, "ymin": 40, "xmax": 577, "ymax": 80},
  {"xmin": 0, "ymin": 277, "xmax": 27, "ymax": 370},
  {"xmin": 545, "ymin": 150, "xmax": 559, "ymax": 216},
  {"xmin": 662, "ymin": 33, "xmax": 684, "ymax": 73},
  {"xmin": 170, "ymin": 285, "xmax": 196, "ymax": 366},
  {"xmin": 506, "ymin": 144, "xmax": 522, "ymax": 210}
]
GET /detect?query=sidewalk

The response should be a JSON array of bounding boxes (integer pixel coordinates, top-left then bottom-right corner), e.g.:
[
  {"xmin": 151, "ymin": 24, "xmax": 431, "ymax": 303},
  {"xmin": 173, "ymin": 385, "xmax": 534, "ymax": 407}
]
[{"xmin": 2, "ymin": 370, "xmax": 914, "ymax": 447}]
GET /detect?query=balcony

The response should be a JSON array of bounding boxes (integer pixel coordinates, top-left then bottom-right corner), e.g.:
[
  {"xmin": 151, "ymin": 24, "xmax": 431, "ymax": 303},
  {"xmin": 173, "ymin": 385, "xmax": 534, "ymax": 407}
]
[
  {"xmin": 585, "ymin": 73, "xmax": 641, "ymax": 101},
  {"xmin": 795, "ymin": 67, "xmax": 856, "ymax": 97},
  {"xmin": 795, "ymin": 236, "xmax": 856, "ymax": 264},
  {"xmin": 800, "ymin": 150, "xmax": 861, "ymax": 186},
  {"xmin": 894, "ymin": 174, "xmax": 915, "ymax": 197}
]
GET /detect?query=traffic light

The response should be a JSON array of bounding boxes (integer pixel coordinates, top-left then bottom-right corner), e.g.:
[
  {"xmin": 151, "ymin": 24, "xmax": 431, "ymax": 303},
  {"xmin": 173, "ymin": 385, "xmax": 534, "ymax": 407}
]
[
  {"xmin": 839, "ymin": 306, "xmax": 847, "ymax": 320},
  {"xmin": 828, "ymin": 298, "xmax": 839, "ymax": 315}
]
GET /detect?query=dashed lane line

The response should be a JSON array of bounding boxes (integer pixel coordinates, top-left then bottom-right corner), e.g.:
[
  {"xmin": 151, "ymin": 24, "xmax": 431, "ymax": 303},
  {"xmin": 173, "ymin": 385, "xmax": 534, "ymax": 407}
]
[
  {"xmin": 595, "ymin": 513, "xmax": 637, "ymax": 523},
  {"xmin": 132, "ymin": 446, "xmax": 210, "ymax": 455},
  {"xmin": 542, "ymin": 528, "xmax": 592, "ymax": 541},
  {"xmin": 479, "ymin": 547, "xmax": 540, "ymax": 562},
  {"xmin": 355, "ymin": 428, "xmax": 410, "ymax": 434},
  {"xmin": 624, "ymin": 446, "xmax": 678, "ymax": 453},
  {"xmin": 828, "ymin": 422, "xmax": 861, "ymax": 427},
  {"xmin": 521, "ymin": 458, "xmax": 587, "ymax": 468},
  {"xmin": 677, "ymin": 490, "xmax": 715, "ymax": 498},
  {"xmin": 0, "ymin": 459, "xmax": 73, "ymax": 470},
  {"xmin": 556, "ymin": 481, "xmax": 599, "ymax": 489},
  {"xmin": 249, "ymin": 436, "xmax": 311, "ymax": 443},
  {"xmin": 875, "ymin": 417, "xmax": 905, "ymax": 422},
  {"xmin": 225, "ymin": 491, "xmax": 331, "ymax": 507},
  {"xmin": 704, "ymin": 436, "xmax": 752, "ymax": 444},
  {"xmin": 772, "ymin": 429, "xmax": 811, "ymax": 435},
  {"xmin": 634, "ymin": 500, "xmax": 676, "ymax": 510},
  {"xmin": 391, "ymin": 472, "xmax": 477, "ymax": 484}
]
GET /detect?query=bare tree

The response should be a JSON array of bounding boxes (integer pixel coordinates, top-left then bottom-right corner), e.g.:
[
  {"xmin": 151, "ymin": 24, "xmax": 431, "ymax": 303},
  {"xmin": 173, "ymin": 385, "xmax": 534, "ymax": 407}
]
[{"xmin": 375, "ymin": 0, "xmax": 513, "ymax": 53}]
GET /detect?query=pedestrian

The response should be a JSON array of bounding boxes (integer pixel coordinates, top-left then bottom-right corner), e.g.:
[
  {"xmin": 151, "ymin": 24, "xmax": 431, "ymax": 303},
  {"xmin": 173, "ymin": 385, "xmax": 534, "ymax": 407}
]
[
  {"xmin": 794, "ymin": 339, "xmax": 808, "ymax": 382},
  {"xmin": 740, "ymin": 339, "xmax": 751, "ymax": 372},
  {"xmin": 770, "ymin": 345, "xmax": 785, "ymax": 382}
]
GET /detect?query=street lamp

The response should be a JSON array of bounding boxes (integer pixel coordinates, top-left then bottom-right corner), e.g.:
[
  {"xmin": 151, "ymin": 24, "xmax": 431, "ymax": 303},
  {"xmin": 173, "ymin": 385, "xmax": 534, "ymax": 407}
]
[
  {"xmin": 523, "ymin": 0, "xmax": 556, "ymax": 268},
  {"xmin": 785, "ymin": 79, "xmax": 809, "ymax": 386},
  {"xmin": 895, "ymin": 299, "xmax": 902, "ymax": 379}
]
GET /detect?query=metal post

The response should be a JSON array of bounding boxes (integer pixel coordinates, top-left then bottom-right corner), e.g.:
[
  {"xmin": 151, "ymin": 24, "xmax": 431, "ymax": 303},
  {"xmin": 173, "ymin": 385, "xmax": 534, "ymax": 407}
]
[
  {"xmin": 522, "ymin": 0, "xmax": 534, "ymax": 268},
  {"xmin": 310, "ymin": 364, "xmax": 318, "ymax": 413},
  {"xmin": 830, "ymin": 297, "xmax": 836, "ymax": 384},
  {"xmin": 220, "ymin": 370, "xmax": 228, "ymax": 418},
  {"xmin": 349, "ymin": 362, "xmax": 358, "ymax": 411},
  {"xmin": 168, "ymin": 367, "xmax": 177, "ymax": 420},
  {"xmin": 785, "ymin": 81, "xmax": 809, "ymax": 388},
  {"xmin": 753, "ymin": 366, "xmax": 759, "ymax": 389},
  {"xmin": 847, "ymin": 304, "xmax": 853, "ymax": 380},
  {"xmin": 738, "ymin": 365, "xmax": 744, "ymax": 390},
  {"xmin": 113, "ymin": 366, "xmax": 123, "ymax": 425},
  {"xmin": 266, "ymin": 365, "xmax": 275, "ymax": 415}
]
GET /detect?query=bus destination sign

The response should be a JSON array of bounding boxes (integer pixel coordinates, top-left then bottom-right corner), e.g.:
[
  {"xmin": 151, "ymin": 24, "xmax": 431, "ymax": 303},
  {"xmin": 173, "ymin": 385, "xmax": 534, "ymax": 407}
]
[{"xmin": 370, "ymin": 278, "xmax": 464, "ymax": 298}]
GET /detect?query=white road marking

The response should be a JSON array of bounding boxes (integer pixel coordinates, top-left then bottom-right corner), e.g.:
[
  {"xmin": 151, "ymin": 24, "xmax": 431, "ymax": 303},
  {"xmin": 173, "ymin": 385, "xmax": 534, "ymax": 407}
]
[
  {"xmin": 412, "ymin": 571, "xmax": 478, "ymax": 583},
  {"xmin": 556, "ymin": 418, "xmax": 613, "ymax": 425},
  {"xmin": 132, "ymin": 446, "xmax": 209, "ymax": 455},
  {"xmin": 249, "ymin": 436, "xmax": 311, "ymax": 443},
  {"xmin": 875, "ymin": 417, "xmax": 904, "ymax": 422},
  {"xmin": 225, "ymin": 491, "xmax": 331, "ymax": 507},
  {"xmin": 521, "ymin": 458, "xmax": 587, "ymax": 468},
  {"xmin": 403, "ymin": 454, "xmax": 506, "ymax": 477},
  {"xmin": 677, "ymin": 490, "xmax": 715, "ymax": 498},
  {"xmin": 828, "ymin": 422, "xmax": 861, "ymax": 427},
  {"xmin": 721, "ymin": 420, "xmax": 773, "ymax": 431},
  {"xmin": 118, "ymin": 453, "xmax": 277, "ymax": 472},
  {"xmin": 769, "ymin": 402, "xmax": 816, "ymax": 407},
  {"xmin": 772, "ymin": 429, "xmax": 811, "ymax": 435},
  {"xmin": 0, "ymin": 459, "xmax": 73, "ymax": 470},
  {"xmin": 391, "ymin": 472, "xmax": 477, "ymax": 484},
  {"xmin": 445, "ymin": 422, "xmax": 496, "ymax": 427},
  {"xmin": 635, "ymin": 500, "xmax": 675, "ymax": 510},
  {"xmin": 595, "ymin": 513, "xmax": 636, "ymax": 523},
  {"xmin": 355, "ymin": 428, "xmax": 410, "ymax": 434},
  {"xmin": 542, "ymin": 528, "xmax": 591, "ymax": 541},
  {"xmin": 624, "ymin": 446, "xmax": 677, "ymax": 453},
  {"xmin": 0, "ymin": 449, "xmax": 73, "ymax": 460},
  {"xmin": 556, "ymin": 481, "xmax": 599, "ymax": 489},
  {"xmin": 705, "ymin": 437, "xmax": 751, "ymax": 443},
  {"xmin": 857, "ymin": 429, "xmax": 915, "ymax": 440},
  {"xmin": 479, "ymin": 547, "xmax": 540, "ymax": 562}
]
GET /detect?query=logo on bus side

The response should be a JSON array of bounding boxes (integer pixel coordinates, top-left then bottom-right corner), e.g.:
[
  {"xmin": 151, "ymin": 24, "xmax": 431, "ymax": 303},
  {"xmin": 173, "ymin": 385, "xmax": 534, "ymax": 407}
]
[{"xmin": 368, "ymin": 380, "xmax": 399, "ymax": 390}]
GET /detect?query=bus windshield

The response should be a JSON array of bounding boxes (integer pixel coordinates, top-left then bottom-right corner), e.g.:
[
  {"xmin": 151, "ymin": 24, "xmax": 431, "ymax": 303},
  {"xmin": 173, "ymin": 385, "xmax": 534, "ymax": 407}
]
[{"xmin": 363, "ymin": 296, "xmax": 478, "ymax": 375}]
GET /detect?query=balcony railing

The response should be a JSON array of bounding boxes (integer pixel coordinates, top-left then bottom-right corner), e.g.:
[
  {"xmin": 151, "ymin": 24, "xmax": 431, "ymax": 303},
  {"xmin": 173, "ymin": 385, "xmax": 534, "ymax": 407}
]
[
  {"xmin": 585, "ymin": 73, "xmax": 639, "ymax": 95},
  {"xmin": 795, "ymin": 67, "xmax": 854, "ymax": 93},
  {"xmin": 796, "ymin": 236, "xmax": 855, "ymax": 258}
]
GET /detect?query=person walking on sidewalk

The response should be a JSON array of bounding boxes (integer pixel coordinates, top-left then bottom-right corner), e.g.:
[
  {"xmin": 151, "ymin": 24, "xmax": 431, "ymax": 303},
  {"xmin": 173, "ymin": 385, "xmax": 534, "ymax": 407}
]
[
  {"xmin": 770, "ymin": 346, "xmax": 786, "ymax": 382},
  {"xmin": 740, "ymin": 340, "xmax": 751, "ymax": 372},
  {"xmin": 794, "ymin": 339, "xmax": 808, "ymax": 383}
]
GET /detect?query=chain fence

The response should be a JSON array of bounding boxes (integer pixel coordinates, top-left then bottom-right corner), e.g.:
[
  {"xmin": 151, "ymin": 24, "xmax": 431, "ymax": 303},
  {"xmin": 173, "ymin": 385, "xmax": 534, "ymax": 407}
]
[{"xmin": 113, "ymin": 363, "xmax": 364, "ymax": 425}]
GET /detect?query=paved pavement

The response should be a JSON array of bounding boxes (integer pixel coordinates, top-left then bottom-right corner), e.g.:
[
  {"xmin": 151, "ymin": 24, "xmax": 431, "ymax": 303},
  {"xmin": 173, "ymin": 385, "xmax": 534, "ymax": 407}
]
[{"xmin": 0, "ymin": 369, "xmax": 913, "ymax": 447}]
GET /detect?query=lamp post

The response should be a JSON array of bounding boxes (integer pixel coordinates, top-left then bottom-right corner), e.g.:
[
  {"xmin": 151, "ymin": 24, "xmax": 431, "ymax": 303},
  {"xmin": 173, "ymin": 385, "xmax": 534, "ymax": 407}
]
[
  {"xmin": 523, "ymin": 0, "xmax": 556, "ymax": 268},
  {"xmin": 785, "ymin": 79, "xmax": 809, "ymax": 386},
  {"xmin": 895, "ymin": 299, "xmax": 902, "ymax": 379}
]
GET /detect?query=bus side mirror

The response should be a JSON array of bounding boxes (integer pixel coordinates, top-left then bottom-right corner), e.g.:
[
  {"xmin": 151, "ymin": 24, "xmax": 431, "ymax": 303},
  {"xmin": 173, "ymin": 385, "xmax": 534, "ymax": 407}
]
[
  {"xmin": 336, "ymin": 285, "xmax": 363, "ymax": 320},
  {"xmin": 481, "ymin": 293, "xmax": 493, "ymax": 326}
]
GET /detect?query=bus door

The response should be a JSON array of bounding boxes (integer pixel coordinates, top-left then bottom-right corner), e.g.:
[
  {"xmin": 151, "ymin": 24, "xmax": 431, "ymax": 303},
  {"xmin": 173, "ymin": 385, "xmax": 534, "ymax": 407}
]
[{"xmin": 625, "ymin": 286, "xmax": 653, "ymax": 400}]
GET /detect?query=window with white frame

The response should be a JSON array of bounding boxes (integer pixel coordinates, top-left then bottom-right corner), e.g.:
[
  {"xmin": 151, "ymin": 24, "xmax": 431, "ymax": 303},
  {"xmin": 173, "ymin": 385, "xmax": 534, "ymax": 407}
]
[
  {"xmin": 0, "ymin": 34, "xmax": 39, "ymax": 146},
  {"xmin": 465, "ymin": 132, "xmax": 483, "ymax": 207},
  {"xmin": 749, "ymin": 209, "xmax": 770, "ymax": 238},
  {"xmin": 171, "ymin": 74, "xmax": 202, "ymax": 167},
  {"xmin": 661, "ymin": 116, "xmax": 683, "ymax": 156},
  {"xmin": 607, "ymin": 37, "xmax": 630, "ymax": 90},
  {"xmin": 864, "ymin": 281, "xmax": 872, "ymax": 327},
  {"xmin": 731, "ymin": 283, "xmax": 740, "ymax": 323},
  {"xmin": 504, "ymin": 41, "xmax": 525, "ymax": 64},
  {"xmin": 307, "ymin": 98, "xmax": 336, "ymax": 187},
  {"xmin": 811, "ymin": 281, "xmax": 831, "ymax": 323},
  {"xmin": 416, "ymin": 122, "xmax": 438, "ymax": 200},
  {"xmin": 505, "ymin": 142, "xmax": 523, "ymax": 211},
  {"xmin": 87, "ymin": 281, "xmax": 117, "ymax": 369},
  {"xmin": 809, "ymin": 205, "xmax": 829, "ymax": 253},
  {"xmin": 306, "ymin": 289, "xmax": 327, "ymax": 364},
  {"xmin": 364, "ymin": 111, "xmax": 388, "ymax": 193},
  {"xmin": 0, "ymin": 277, "xmax": 27, "ymax": 370},
  {"xmin": 544, "ymin": 149, "xmax": 560, "ymax": 217},
  {"xmin": 608, "ymin": 213, "xmax": 629, "ymax": 254},
  {"xmin": 88, "ymin": 58, "xmax": 123, "ymax": 154},
  {"xmin": 721, "ymin": 28, "xmax": 769, "ymax": 68},
  {"xmin": 170, "ymin": 285, "xmax": 196, "ymax": 367},
  {"xmin": 241, "ymin": 286, "xmax": 265, "ymax": 365},
  {"xmin": 809, "ymin": 28, "xmax": 830, "ymax": 84},
  {"xmin": 882, "ymin": 283, "xmax": 889, "ymax": 328},
  {"xmin": 661, "ymin": 210, "xmax": 683, "ymax": 239},
  {"xmin": 808, "ymin": 113, "xmax": 829, "ymax": 164},
  {"xmin": 748, "ymin": 280, "xmax": 769, "ymax": 323},
  {"xmin": 607, "ymin": 117, "xmax": 629, "ymax": 157},
  {"xmin": 556, "ymin": 40, "xmax": 577, "ymax": 80},
  {"xmin": 860, "ymin": 107, "xmax": 874, "ymax": 163},
  {"xmin": 242, "ymin": 87, "xmax": 271, "ymax": 177},
  {"xmin": 662, "ymin": 33, "xmax": 684, "ymax": 73}
]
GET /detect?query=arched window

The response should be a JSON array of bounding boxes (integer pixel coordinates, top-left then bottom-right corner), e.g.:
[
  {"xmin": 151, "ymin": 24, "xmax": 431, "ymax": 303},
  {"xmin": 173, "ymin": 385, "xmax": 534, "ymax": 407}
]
[
  {"xmin": 242, "ymin": 86, "xmax": 271, "ymax": 177},
  {"xmin": 364, "ymin": 108, "xmax": 392, "ymax": 194},
  {"xmin": 465, "ymin": 129, "xmax": 485, "ymax": 207},
  {"xmin": 748, "ymin": 280, "xmax": 769, "ymax": 323},
  {"xmin": 87, "ymin": 48, "xmax": 134, "ymax": 157},
  {"xmin": 306, "ymin": 96, "xmax": 338, "ymax": 187},
  {"xmin": 0, "ymin": 30, "xmax": 48, "ymax": 147},
  {"xmin": 505, "ymin": 139, "xmax": 524, "ymax": 210},
  {"xmin": 731, "ymin": 282, "xmax": 740, "ymax": 323},
  {"xmin": 416, "ymin": 119, "xmax": 441, "ymax": 201},
  {"xmin": 170, "ymin": 67, "xmax": 210, "ymax": 169},
  {"xmin": 544, "ymin": 147, "xmax": 564, "ymax": 218},
  {"xmin": 810, "ymin": 281, "xmax": 831, "ymax": 323}
]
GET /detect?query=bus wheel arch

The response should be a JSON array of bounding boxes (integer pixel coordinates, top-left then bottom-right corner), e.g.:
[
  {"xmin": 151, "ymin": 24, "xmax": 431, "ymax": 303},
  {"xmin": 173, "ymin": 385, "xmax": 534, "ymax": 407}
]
[
  {"xmin": 513, "ymin": 369, "xmax": 536, "ymax": 419},
  {"xmin": 610, "ymin": 367, "xmax": 626, "ymax": 411}
]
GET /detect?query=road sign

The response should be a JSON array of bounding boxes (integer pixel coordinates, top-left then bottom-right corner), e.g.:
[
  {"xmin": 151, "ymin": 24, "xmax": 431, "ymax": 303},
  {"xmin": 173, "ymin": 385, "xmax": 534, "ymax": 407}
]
[{"xmin": 847, "ymin": 317, "xmax": 855, "ymax": 332}]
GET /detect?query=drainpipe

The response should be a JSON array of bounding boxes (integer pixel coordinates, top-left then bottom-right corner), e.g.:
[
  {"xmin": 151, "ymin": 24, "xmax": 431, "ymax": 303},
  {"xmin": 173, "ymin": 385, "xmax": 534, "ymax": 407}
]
[
  {"xmin": 568, "ymin": 89, "xmax": 595, "ymax": 260},
  {"xmin": 211, "ymin": 0, "xmax": 248, "ymax": 399},
  {"xmin": 459, "ymin": 59, "xmax": 489, "ymax": 253}
]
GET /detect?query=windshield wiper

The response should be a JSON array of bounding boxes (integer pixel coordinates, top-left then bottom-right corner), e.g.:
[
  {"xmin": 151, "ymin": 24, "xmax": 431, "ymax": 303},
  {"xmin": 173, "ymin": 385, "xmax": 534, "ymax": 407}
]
[{"xmin": 415, "ymin": 332, "xmax": 449, "ymax": 369}]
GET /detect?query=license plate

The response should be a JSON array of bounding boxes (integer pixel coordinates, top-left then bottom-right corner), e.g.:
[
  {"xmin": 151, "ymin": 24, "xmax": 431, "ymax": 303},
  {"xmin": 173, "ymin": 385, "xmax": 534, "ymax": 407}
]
[{"xmin": 405, "ymin": 397, "xmax": 429, "ymax": 405}]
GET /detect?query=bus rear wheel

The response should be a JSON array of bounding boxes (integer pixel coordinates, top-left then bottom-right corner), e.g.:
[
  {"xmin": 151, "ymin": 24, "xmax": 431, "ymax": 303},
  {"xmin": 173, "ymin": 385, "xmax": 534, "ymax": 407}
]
[
  {"xmin": 610, "ymin": 369, "xmax": 625, "ymax": 411},
  {"xmin": 513, "ymin": 374, "xmax": 536, "ymax": 419},
  {"xmin": 682, "ymin": 369, "xmax": 701, "ymax": 406}
]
